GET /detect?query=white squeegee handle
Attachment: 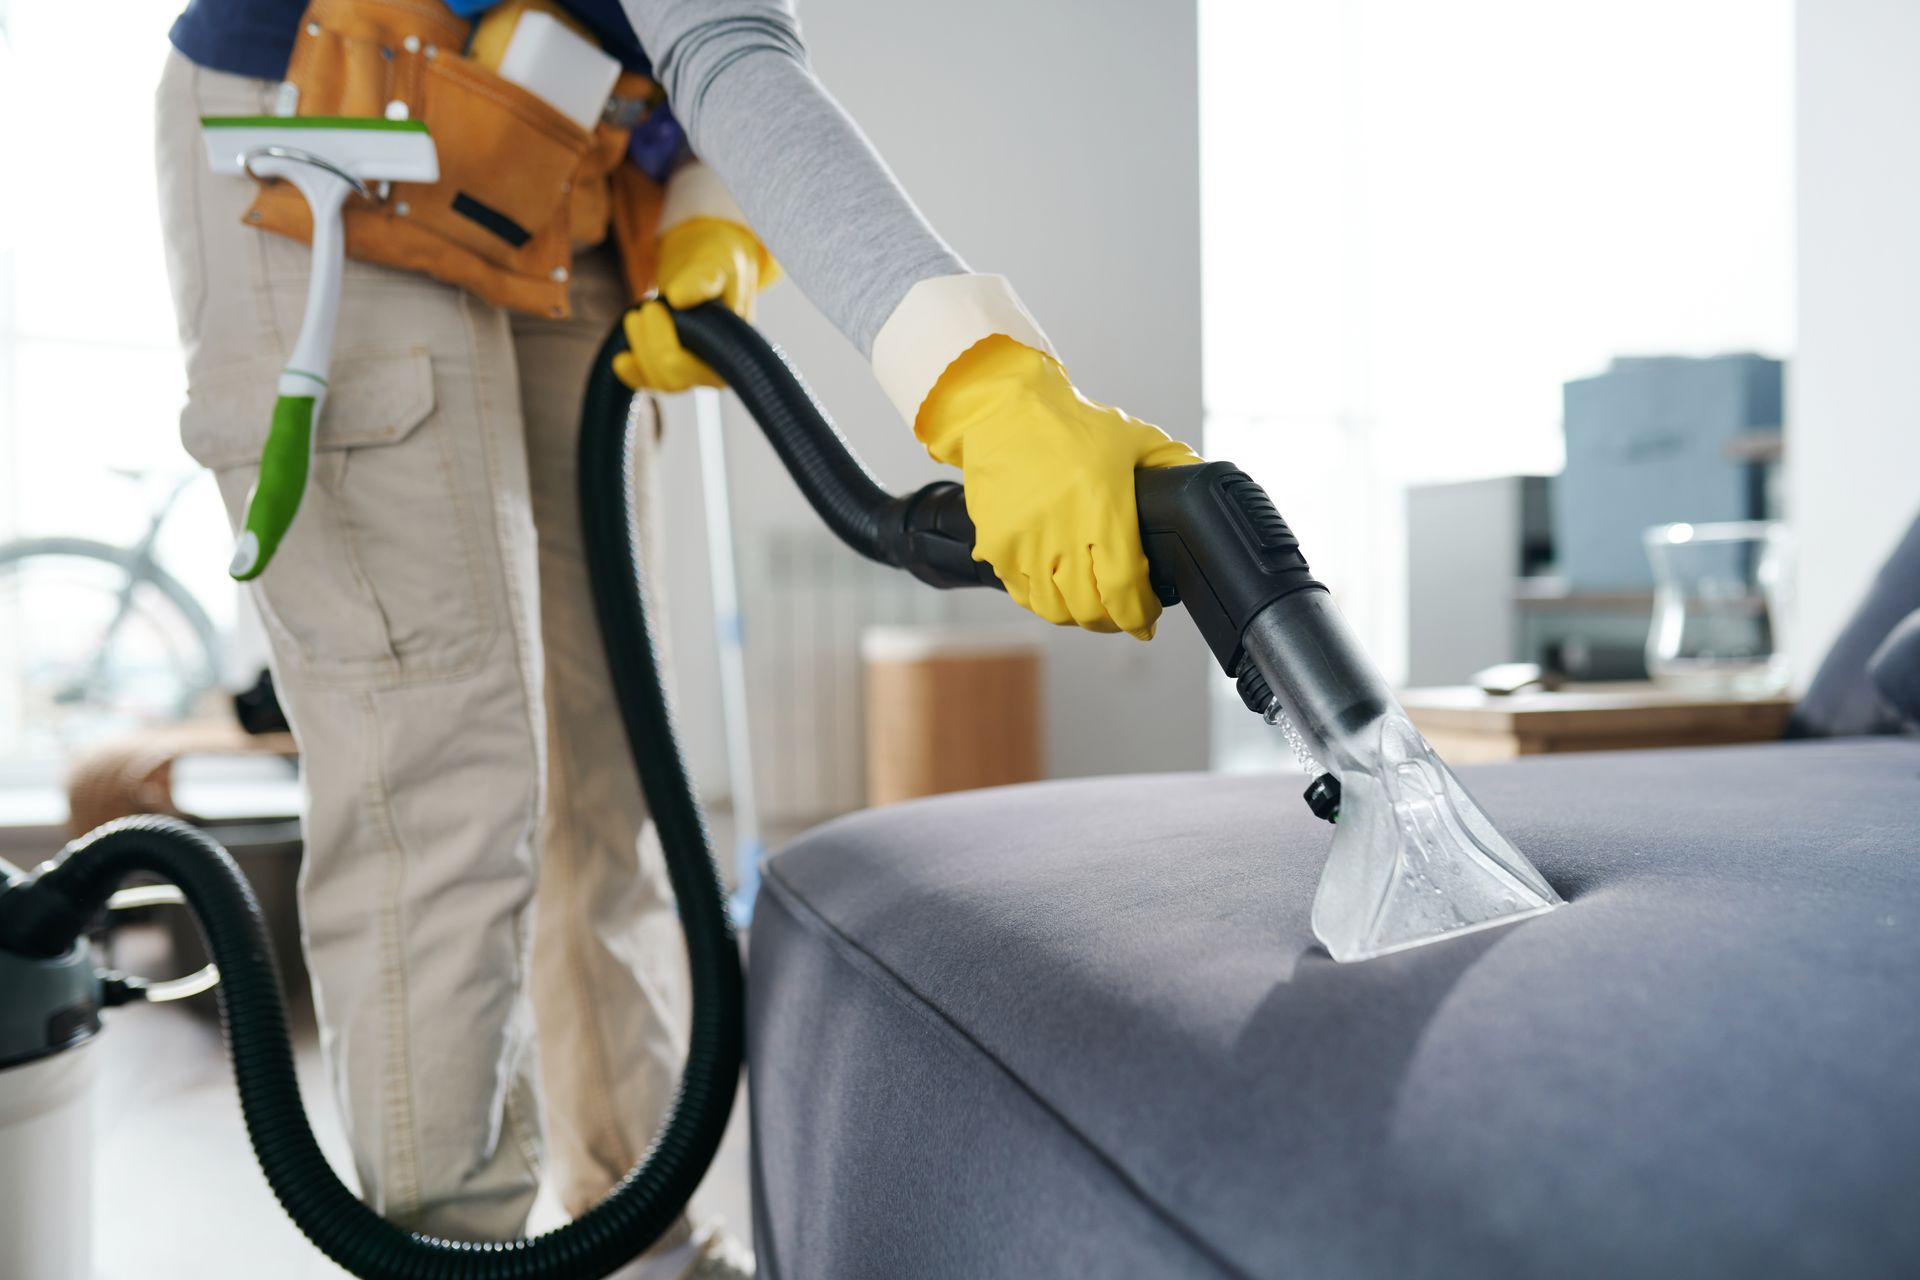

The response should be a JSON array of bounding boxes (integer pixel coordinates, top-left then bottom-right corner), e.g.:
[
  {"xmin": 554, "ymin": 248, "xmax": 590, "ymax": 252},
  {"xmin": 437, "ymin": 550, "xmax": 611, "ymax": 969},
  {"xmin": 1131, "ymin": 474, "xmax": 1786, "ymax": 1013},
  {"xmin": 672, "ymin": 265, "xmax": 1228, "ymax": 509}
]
[{"xmin": 225, "ymin": 159, "xmax": 352, "ymax": 580}]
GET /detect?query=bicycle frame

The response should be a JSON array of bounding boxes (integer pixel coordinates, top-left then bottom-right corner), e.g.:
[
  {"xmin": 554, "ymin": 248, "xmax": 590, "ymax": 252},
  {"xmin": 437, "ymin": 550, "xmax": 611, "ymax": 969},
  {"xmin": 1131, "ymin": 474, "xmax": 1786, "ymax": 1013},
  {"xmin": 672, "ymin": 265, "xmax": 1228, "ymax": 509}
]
[{"xmin": 57, "ymin": 474, "xmax": 203, "ymax": 707}]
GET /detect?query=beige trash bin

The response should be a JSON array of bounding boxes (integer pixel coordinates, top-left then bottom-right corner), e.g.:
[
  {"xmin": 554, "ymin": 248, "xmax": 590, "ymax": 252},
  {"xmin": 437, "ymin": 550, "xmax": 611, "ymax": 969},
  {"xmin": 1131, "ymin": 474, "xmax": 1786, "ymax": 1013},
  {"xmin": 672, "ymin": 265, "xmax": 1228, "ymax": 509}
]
[{"xmin": 862, "ymin": 626, "xmax": 1044, "ymax": 806}]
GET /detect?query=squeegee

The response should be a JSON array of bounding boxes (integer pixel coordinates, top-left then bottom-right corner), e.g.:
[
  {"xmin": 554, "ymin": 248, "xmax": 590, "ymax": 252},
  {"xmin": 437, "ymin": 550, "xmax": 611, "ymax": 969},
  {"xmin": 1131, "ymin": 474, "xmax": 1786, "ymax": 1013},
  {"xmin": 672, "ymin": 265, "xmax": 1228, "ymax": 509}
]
[{"xmin": 199, "ymin": 115, "xmax": 439, "ymax": 580}]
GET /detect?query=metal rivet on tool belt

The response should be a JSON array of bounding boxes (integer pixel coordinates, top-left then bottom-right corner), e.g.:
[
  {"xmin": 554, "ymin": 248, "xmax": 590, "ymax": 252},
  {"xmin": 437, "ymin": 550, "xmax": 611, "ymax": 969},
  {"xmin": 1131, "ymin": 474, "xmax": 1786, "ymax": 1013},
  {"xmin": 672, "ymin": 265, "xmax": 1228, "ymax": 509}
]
[
  {"xmin": 403, "ymin": 35, "xmax": 420, "ymax": 52},
  {"xmin": 306, "ymin": 22, "xmax": 321, "ymax": 35},
  {"xmin": 424, "ymin": 44, "xmax": 438, "ymax": 58},
  {"xmin": 394, "ymin": 201, "xmax": 411, "ymax": 217},
  {"xmin": 551, "ymin": 267, "xmax": 570, "ymax": 283}
]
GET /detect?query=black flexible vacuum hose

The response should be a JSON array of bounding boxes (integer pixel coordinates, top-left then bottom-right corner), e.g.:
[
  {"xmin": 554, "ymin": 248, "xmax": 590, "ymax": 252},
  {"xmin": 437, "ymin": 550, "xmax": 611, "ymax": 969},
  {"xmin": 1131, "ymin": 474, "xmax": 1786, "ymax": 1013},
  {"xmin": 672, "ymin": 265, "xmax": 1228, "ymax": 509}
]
[
  {"xmin": 668, "ymin": 304, "xmax": 892, "ymax": 556},
  {"xmin": 5, "ymin": 815, "xmax": 723, "ymax": 1279},
  {"xmin": 670, "ymin": 304, "xmax": 1001, "ymax": 591}
]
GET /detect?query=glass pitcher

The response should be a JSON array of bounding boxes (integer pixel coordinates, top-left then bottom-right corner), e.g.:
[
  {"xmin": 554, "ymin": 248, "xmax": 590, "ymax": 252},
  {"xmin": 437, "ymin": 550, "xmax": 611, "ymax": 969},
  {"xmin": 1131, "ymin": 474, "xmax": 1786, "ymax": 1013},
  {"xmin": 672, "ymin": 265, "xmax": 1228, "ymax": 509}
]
[{"xmin": 1643, "ymin": 521, "xmax": 1791, "ymax": 696}]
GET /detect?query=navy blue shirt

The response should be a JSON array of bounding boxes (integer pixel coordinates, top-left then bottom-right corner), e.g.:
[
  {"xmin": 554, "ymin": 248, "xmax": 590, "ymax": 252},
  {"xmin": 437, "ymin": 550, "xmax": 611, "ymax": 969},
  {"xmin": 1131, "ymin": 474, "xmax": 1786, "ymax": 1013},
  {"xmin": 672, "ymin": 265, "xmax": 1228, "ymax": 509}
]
[{"xmin": 169, "ymin": 0, "xmax": 652, "ymax": 81}]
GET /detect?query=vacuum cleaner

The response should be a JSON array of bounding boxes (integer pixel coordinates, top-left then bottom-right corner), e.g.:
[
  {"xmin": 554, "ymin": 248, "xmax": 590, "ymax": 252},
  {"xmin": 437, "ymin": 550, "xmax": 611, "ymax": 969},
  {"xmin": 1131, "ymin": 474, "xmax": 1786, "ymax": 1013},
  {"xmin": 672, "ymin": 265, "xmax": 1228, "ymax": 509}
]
[{"xmin": 0, "ymin": 305, "xmax": 1560, "ymax": 1279}]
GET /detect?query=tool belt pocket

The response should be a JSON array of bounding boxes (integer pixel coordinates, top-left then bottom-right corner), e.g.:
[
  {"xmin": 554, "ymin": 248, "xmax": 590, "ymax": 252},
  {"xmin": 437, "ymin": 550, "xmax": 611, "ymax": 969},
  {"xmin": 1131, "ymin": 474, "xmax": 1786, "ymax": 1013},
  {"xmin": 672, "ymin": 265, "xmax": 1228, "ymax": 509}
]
[
  {"xmin": 247, "ymin": 0, "xmax": 651, "ymax": 317},
  {"xmin": 404, "ymin": 54, "xmax": 588, "ymax": 267}
]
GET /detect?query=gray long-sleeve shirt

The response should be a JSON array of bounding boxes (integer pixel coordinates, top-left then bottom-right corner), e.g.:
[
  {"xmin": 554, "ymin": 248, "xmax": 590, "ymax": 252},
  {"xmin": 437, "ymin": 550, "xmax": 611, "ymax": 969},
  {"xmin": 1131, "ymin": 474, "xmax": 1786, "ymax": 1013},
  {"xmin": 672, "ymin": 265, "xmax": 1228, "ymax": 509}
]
[{"xmin": 622, "ymin": 0, "xmax": 968, "ymax": 354}]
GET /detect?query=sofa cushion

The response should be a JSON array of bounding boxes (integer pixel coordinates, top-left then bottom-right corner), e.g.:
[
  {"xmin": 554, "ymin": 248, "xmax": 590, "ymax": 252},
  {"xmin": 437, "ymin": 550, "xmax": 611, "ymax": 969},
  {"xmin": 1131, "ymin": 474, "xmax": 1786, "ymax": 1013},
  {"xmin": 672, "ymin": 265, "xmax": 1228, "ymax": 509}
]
[
  {"xmin": 1869, "ymin": 608, "xmax": 1920, "ymax": 727},
  {"xmin": 749, "ymin": 739, "xmax": 1920, "ymax": 1279},
  {"xmin": 1791, "ymin": 509, "xmax": 1920, "ymax": 736}
]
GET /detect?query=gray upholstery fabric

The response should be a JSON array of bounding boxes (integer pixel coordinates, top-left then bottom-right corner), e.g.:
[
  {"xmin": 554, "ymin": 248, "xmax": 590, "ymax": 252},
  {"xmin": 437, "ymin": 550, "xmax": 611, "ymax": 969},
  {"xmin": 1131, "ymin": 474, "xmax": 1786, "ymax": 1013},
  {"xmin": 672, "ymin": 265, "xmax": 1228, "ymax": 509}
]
[
  {"xmin": 1790, "ymin": 509, "xmax": 1920, "ymax": 737},
  {"xmin": 748, "ymin": 739, "xmax": 1920, "ymax": 1279},
  {"xmin": 1870, "ymin": 609, "xmax": 1920, "ymax": 727}
]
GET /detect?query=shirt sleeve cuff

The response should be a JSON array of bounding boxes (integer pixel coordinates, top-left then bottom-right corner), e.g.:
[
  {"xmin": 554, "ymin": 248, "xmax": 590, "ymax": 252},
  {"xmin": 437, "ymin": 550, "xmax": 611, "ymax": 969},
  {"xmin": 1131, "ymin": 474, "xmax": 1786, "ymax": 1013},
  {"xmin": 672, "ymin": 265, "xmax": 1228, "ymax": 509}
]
[
  {"xmin": 870, "ymin": 273, "xmax": 1057, "ymax": 427},
  {"xmin": 660, "ymin": 160, "xmax": 748, "ymax": 232}
]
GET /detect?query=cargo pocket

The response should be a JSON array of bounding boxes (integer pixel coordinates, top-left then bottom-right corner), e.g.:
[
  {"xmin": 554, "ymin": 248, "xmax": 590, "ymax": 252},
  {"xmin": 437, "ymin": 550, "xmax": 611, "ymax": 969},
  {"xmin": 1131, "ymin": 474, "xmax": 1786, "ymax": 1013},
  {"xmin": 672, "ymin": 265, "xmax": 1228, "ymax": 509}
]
[{"xmin": 179, "ymin": 346, "xmax": 494, "ymax": 687}]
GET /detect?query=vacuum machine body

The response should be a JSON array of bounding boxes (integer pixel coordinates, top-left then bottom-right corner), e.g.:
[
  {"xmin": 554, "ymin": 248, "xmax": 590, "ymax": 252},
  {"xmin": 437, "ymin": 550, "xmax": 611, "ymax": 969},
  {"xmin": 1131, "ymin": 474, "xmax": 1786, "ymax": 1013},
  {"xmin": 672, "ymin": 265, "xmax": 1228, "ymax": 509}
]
[{"xmin": 0, "ymin": 936, "xmax": 101, "ymax": 1279}]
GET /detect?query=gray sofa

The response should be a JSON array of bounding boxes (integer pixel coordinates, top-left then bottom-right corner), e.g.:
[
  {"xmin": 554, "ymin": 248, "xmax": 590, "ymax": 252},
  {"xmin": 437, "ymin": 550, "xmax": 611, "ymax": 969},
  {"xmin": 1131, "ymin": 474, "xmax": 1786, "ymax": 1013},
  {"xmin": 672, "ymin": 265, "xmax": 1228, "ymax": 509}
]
[{"xmin": 748, "ymin": 738, "xmax": 1920, "ymax": 1278}]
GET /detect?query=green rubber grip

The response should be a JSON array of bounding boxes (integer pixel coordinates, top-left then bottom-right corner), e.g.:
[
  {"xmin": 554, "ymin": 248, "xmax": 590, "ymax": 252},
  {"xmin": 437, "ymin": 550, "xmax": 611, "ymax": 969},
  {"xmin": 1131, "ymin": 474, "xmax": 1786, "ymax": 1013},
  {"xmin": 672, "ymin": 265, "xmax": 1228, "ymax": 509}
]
[{"xmin": 230, "ymin": 394, "xmax": 315, "ymax": 581}]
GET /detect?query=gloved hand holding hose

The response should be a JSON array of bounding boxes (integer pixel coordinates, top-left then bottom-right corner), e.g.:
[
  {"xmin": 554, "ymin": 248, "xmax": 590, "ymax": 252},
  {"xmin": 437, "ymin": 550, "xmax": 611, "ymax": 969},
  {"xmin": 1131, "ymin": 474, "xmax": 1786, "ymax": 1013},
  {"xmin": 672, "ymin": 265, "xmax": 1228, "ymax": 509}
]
[
  {"xmin": 615, "ymin": 158, "xmax": 779, "ymax": 393},
  {"xmin": 615, "ymin": 219, "xmax": 779, "ymax": 392},
  {"xmin": 628, "ymin": 248, "xmax": 1203, "ymax": 638},
  {"xmin": 913, "ymin": 334, "xmax": 1201, "ymax": 639}
]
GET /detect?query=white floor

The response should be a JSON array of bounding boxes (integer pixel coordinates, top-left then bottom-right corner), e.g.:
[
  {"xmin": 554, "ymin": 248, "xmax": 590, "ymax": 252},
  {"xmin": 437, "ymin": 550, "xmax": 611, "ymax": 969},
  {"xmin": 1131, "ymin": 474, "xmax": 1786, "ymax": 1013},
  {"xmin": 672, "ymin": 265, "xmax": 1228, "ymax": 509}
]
[{"xmin": 90, "ymin": 927, "xmax": 754, "ymax": 1280}]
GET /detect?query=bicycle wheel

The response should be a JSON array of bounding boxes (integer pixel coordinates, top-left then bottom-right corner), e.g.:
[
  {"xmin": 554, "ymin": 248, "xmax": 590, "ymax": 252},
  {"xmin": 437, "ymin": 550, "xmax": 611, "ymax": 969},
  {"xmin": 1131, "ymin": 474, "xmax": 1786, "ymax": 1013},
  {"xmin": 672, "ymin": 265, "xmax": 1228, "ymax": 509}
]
[{"xmin": 0, "ymin": 537, "xmax": 223, "ymax": 761}]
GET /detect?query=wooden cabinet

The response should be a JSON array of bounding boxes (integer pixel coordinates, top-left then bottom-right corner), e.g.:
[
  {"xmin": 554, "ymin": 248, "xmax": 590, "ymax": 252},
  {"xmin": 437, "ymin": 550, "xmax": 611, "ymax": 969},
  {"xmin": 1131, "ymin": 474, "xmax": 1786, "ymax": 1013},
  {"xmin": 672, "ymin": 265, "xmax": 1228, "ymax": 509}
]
[{"xmin": 863, "ymin": 627, "xmax": 1043, "ymax": 806}]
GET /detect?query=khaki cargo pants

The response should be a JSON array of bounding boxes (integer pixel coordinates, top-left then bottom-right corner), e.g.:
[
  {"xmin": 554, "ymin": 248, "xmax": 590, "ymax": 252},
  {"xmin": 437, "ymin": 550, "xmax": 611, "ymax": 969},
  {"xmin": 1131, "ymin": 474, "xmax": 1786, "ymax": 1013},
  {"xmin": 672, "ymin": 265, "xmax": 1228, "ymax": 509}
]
[{"xmin": 155, "ymin": 50, "xmax": 692, "ymax": 1246}]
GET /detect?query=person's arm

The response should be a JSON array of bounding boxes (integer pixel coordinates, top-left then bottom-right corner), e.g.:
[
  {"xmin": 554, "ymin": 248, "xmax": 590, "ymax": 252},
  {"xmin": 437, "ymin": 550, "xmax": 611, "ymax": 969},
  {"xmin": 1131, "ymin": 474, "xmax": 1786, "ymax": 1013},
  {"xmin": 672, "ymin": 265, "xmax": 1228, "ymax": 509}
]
[
  {"xmin": 619, "ymin": 0, "xmax": 1037, "ymax": 369},
  {"xmin": 619, "ymin": 0, "xmax": 1199, "ymax": 638}
]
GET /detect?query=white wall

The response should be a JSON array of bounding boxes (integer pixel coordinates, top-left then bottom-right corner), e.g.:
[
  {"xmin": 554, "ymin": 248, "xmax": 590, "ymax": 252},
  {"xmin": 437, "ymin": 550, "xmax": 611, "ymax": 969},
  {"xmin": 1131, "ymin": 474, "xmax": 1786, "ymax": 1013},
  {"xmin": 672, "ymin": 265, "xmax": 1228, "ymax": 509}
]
[
  {"xmin": 657, "ymin": 0, "xmax": 1210, "ymax": 803},
  {"xmin": 1791, "ymin": 0, "xmax": 1920, "ymax": 675}
]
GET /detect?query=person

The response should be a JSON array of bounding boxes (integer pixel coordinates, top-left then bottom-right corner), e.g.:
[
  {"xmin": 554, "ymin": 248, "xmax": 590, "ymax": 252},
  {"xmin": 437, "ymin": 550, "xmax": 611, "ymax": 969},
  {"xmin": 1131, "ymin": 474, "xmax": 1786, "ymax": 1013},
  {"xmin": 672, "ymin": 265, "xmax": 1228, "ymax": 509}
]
[{"xmin": 155, "ymin": 0, "xmax": 1199, "ymax": 1275}]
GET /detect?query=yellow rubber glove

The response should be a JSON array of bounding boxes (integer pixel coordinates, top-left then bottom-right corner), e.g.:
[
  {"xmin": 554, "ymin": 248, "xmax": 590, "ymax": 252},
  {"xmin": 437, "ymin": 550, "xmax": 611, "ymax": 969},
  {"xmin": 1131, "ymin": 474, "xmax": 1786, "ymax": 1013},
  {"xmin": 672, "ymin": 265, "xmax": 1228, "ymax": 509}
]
[
  {"xmin": 917, "ymin": 335, "xmax": 1202, "ymax": 639},
  {"xmin": 613, "ymin": 217, "xmax": 781, "ymax": 392}
]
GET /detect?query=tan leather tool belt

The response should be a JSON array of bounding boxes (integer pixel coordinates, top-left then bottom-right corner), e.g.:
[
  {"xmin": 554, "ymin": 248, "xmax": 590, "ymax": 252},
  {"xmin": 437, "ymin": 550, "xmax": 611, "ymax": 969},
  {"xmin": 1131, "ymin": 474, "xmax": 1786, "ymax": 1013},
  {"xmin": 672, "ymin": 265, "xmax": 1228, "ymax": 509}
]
[{"xmin": 246, "ymin": 0, "xmax": 662, "ymax": 316}]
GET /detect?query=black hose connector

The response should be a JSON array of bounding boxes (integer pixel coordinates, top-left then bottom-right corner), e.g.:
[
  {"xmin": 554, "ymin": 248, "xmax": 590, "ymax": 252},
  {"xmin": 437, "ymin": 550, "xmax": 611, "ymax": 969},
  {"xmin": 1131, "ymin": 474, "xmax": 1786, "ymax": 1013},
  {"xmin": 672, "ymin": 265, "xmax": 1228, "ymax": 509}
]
[
  {"xmin": 0, "ymin": 858, "xmax": 96, "ymax": 960},
  {"xmin": 1134, "ymin": 462, "xmax": 1325, "ymax": 677},
  {"xmin": 1236, "ymin": 663, "xmax": 1276, "ymax": 718}
]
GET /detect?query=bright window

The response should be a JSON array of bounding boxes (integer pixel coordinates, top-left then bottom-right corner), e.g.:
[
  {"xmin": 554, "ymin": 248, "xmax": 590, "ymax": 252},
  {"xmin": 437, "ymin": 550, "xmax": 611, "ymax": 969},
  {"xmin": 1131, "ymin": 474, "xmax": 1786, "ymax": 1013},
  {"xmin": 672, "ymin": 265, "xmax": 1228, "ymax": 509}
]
[
  {"xmin": 1200, "ymin": 0, "xmax": 1793, "ymax": 768},
  {"xmin": 0, "ymin": 0, "xmax": 235, "ymax": 783}
]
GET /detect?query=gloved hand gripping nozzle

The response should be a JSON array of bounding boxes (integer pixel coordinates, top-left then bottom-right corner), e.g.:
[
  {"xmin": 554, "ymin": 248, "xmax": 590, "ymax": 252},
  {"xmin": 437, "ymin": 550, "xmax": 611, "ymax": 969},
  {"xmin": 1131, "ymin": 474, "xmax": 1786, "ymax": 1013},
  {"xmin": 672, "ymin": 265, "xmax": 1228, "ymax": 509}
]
[{"xmin": 665, "ymin": 304, "xmax": 1562, "ymax": 962}]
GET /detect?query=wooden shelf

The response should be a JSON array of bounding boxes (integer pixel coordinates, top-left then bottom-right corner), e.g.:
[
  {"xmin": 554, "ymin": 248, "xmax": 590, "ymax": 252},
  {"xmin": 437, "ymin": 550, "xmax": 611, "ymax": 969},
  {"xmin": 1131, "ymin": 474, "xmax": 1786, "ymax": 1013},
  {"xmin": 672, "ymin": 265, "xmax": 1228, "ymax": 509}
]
[{"xmin": 1400, "ymin": 682, "xmax": 1793, "ymax": 762}]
